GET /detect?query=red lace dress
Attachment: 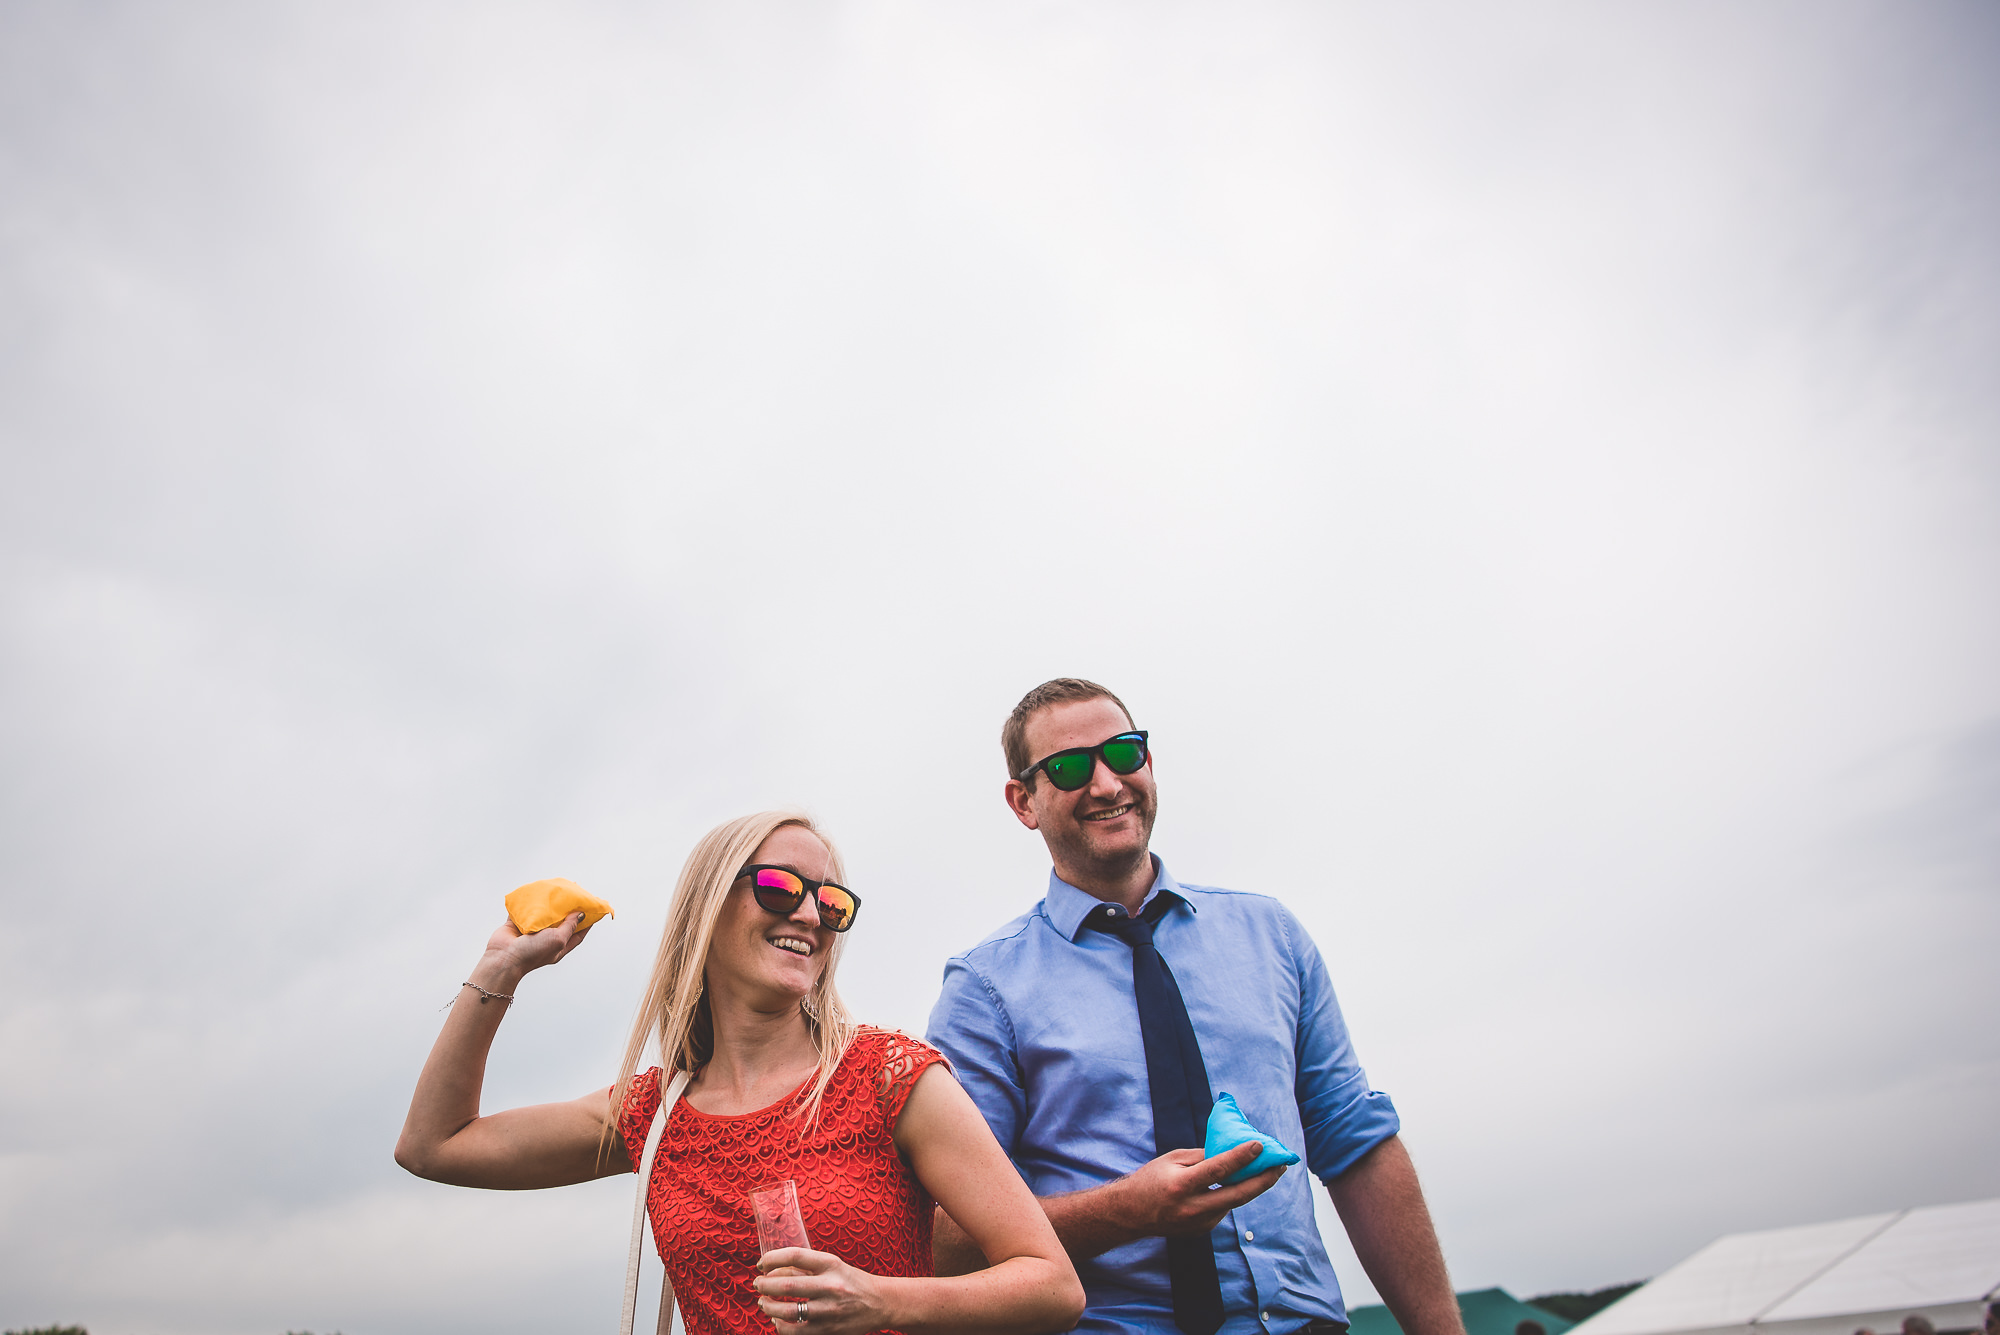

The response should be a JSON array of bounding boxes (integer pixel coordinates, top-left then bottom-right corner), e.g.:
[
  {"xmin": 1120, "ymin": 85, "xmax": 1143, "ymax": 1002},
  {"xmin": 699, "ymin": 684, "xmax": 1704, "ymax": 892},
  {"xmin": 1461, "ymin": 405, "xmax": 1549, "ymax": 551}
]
[{"xmin": 617, "ymin": 1027, "xmax": 948, "ymax": 1335}]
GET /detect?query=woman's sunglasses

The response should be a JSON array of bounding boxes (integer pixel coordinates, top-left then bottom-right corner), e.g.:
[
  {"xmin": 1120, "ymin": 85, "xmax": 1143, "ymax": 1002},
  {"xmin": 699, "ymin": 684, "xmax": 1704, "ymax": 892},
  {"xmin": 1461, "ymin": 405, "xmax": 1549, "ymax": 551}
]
[
  {"xmin": 736, "ymin": 865, "xmax": 862, "ymax": 933},
  {"xmin": 1016, "ymin": 731, "xmax": 1150, "ymax": 792}
]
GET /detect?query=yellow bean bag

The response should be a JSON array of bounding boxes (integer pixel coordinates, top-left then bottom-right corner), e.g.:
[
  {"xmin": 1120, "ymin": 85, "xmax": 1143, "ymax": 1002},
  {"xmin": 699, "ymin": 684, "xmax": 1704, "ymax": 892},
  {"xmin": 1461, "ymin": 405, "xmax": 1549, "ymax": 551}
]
[{"xmin": 505, "ymin": 878, "xmax": 615, "ymax": 935}]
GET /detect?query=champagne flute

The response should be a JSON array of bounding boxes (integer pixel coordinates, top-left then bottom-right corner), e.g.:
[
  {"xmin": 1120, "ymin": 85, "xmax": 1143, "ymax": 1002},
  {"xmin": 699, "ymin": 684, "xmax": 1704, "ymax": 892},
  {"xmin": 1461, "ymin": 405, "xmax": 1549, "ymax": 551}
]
[{"xmin": 748, "ymin": 1180, "xmax": 811, "ymax": 1278}]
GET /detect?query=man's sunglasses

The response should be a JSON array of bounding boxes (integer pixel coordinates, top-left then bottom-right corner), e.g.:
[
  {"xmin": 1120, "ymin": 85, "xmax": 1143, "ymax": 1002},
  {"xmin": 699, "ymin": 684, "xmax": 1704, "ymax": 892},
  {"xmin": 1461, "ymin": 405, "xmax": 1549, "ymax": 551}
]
[
  {"xmin": 1016, "ymin": 731, "xmax": 1150, "ymax": 792},
  {"xmin": 736, "ymin": 865, "xmax": 863, "ymax": 933}
]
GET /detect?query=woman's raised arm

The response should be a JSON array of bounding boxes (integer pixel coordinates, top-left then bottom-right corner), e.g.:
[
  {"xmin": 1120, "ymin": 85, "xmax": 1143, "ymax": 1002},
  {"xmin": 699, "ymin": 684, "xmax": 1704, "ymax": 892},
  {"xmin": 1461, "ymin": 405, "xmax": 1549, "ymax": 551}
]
[{"xmin": 394, "ymin": 913, "xmax": 629, "ymax": 1190}]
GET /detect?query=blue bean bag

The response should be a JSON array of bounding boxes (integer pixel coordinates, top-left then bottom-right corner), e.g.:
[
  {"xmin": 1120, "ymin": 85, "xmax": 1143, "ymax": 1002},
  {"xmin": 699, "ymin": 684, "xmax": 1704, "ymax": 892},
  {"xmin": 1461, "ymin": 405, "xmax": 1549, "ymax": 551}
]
[{"xmin": 1204, "ymin": 1092, "xmax": 1302, "ymax": 1184}]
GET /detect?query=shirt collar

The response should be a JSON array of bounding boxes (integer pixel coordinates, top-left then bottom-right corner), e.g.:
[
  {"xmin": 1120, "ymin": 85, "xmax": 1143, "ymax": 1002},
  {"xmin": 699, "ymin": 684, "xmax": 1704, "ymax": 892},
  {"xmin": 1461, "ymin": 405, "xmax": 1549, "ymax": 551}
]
[{"xmin": 1045, "ymin": 855, "xmax": 1195, "ymax": 941}]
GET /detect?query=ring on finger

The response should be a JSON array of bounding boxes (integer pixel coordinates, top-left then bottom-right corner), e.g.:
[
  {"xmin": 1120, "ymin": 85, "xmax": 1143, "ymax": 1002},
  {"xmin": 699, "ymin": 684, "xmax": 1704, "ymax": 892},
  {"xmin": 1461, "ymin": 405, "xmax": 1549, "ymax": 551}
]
[{"xmin": 797, "ymin": 1299, "xmax": 809, "ymax": 1324}]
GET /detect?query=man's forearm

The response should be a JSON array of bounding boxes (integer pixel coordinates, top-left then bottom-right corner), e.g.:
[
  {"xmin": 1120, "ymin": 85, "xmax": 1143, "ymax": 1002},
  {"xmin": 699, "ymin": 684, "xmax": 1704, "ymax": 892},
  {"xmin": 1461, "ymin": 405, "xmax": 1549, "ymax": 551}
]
[
  {"xmin": 933, "ymin": 1205, "xmax": 986, "ymax": 1275},
  {"xmin": 1039, "ymin": 1179, "xmax": 1149, "ymax": 1260},
  {"xmin": 1325, "ymin": 1137, "xmax": 1462, "ymax": 1335},
  {"xmin": 933, "ymin": 1143, "xmax": 1275, "ymax": 1275},
  {"xmin": 935, "ymin": 1180, "xmax": 1138, "ymax": 1274}
]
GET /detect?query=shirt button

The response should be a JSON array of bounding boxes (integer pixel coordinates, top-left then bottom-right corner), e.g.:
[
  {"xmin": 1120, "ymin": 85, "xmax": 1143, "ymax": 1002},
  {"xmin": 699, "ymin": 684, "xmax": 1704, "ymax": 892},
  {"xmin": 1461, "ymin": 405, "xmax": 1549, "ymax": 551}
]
[
  {"xmin": 1260, "ymin": 1313, "xmax": 1270, "ymax": 1324},
  {"xmin": 1243, "ymin": 1229, "xmax": 1254, "ymax": 1241}
]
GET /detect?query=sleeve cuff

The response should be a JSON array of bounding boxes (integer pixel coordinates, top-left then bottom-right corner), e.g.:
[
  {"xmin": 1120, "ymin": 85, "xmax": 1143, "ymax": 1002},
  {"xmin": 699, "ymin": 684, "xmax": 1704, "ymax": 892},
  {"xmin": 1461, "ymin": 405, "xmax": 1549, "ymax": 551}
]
[{"xmin": 1311, "ymin": 1089, "xmax": 1401, "ymax": 1180}]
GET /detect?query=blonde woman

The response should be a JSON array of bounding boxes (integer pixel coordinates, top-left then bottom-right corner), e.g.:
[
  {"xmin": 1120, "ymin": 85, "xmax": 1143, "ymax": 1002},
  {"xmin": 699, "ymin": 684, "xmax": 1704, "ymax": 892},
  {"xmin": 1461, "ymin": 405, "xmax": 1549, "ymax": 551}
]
[{"xmin": 397, "ymin": 812, "xmax": 1083, "ymax": 1335}]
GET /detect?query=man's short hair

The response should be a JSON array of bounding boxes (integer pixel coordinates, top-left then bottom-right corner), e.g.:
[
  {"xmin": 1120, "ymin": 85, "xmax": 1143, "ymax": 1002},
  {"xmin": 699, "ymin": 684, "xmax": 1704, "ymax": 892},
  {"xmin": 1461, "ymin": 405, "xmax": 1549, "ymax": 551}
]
[
  {"xmin": 1002, "ymin": 678, "xmax": 1137, "ymax": 781},
  {"xmin": 1902, "ymin": 1317, "xmax": 1935, "ymax": 1335}
]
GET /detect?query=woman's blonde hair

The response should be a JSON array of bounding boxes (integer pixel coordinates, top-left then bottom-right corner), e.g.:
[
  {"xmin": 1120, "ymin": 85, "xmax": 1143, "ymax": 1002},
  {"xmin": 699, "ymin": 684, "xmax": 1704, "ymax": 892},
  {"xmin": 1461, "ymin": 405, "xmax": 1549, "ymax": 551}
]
[{"xmin": 607, "ymin": 810, "xmax": 857, "ymax": 1146}]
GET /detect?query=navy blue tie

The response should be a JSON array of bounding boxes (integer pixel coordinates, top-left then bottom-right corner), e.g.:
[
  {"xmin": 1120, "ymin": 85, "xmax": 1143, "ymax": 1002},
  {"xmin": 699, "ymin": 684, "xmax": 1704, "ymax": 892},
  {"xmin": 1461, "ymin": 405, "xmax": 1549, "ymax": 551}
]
[{"xmin": 1090, "ymin": 898, "xmax": 1225, "ymax": 1335}]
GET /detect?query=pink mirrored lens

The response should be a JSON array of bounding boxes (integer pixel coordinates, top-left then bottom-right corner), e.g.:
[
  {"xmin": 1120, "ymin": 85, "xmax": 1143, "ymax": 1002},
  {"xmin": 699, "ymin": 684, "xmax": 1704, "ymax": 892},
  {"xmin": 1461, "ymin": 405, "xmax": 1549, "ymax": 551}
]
[{"xmin": 814, "ymin": 887, "xmax": 857, "ymax": 929}]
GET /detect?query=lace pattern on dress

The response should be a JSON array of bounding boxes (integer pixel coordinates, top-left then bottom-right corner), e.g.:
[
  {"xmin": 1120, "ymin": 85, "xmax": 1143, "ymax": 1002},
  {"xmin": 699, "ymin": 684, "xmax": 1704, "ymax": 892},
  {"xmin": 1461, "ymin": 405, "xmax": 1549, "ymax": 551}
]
[
  {"xmin": 615, "ymin": 1027, "xmax": 949, "ymax": 1335},
  {"xmin": 875, "ymin": 1027, "xmax": 951, "ymax": 1128}
]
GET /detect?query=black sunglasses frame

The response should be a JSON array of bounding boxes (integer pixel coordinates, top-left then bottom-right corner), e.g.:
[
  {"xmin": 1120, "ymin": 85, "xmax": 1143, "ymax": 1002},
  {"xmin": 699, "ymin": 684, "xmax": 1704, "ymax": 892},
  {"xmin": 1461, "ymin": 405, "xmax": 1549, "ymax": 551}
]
[
  {"xmin": 735, "ymin": 864, "xmax": 863, "ymax": 933},
  {"xmin": 1015, "ymin": 731, "xmax": 1151, "ymax": 791}
]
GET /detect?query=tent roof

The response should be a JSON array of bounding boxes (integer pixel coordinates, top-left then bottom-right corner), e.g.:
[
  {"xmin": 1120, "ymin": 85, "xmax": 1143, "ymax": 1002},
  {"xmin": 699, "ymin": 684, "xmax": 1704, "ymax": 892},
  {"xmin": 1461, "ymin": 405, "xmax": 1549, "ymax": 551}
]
[
  {"xmin": 1572, "ymin": 1198, "xmax": 2000, "ymax": 1335},
  {"xmin": 1350, "ymin": 1287, "xmax": 1577, "ymax": 1335},
  {"xmin": 1575, "ymin": 1213, "xmax": 1899, "ymax": 1335},
  {"xmin": 1762, "ymin": 1198, "xmax": 2000, "ymax": 1322}
]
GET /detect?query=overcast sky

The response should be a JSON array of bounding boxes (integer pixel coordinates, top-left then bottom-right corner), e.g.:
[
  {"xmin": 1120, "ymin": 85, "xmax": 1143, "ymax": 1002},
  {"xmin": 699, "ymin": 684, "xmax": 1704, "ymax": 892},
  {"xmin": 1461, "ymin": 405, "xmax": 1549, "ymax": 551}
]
[{"xmin": 3, "ymin": 4, "xmax": 1997, "ymax": 1334}]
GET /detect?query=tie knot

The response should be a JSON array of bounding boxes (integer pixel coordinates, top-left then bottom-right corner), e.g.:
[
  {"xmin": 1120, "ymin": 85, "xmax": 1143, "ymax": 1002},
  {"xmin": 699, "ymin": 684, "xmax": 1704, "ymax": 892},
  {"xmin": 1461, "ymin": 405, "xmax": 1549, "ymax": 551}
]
[{"xmin": 1088, "ymin": 902, "xmax": 1154, "ymax": 945}]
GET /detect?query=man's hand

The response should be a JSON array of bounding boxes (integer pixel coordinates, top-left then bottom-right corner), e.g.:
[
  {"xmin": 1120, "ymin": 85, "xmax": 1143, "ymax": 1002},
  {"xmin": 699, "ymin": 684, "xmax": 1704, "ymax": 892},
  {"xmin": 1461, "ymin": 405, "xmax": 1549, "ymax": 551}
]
[
  {"xmin": 935, "ymin": 1140, "xmax": 1289, "ymax": 1271},
  {"xmin": 1111, "ymin": 1142, "xmax": 1285, "ymax": 1236}
]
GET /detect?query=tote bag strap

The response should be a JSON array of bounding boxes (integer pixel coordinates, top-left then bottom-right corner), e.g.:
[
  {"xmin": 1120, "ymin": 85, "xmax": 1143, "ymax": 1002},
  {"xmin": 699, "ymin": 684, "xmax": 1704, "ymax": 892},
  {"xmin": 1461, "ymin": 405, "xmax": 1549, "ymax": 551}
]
[{"xmin": 620, "ymin": 1068, "xmax": 692, "ymax": 1335}]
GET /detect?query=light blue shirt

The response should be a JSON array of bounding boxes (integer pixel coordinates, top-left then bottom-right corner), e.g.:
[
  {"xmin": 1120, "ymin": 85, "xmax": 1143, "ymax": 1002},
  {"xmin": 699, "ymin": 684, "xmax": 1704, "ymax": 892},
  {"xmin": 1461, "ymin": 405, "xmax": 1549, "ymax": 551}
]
[{"xmin": 926, "ymin": 859, "xmax": 1400, "ymax": 1335}]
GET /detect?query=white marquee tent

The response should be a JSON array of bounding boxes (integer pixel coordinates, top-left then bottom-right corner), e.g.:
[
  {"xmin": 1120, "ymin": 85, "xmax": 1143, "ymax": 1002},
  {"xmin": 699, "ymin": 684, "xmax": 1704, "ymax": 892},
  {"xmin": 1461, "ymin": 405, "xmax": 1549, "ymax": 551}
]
[{"xmin": 1571, "ymin": 1198, "xmax": 2000, "ymax": 1335}]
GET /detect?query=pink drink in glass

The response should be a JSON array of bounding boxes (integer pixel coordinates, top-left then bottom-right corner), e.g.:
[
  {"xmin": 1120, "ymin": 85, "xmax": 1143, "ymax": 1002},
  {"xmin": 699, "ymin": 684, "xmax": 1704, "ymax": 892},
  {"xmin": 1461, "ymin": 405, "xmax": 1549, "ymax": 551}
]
[{"xmin": 748, "ymin": 1180, "xmax": 812, "ymax": 1276}]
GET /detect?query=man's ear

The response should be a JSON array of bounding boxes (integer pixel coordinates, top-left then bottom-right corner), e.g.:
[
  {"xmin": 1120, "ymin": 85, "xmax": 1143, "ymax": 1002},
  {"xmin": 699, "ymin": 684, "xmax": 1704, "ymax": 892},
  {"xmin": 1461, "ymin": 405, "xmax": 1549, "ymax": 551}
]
[{"xmin": 1003, "ymin": 778, "xmax": 1041, "ymax": 831}]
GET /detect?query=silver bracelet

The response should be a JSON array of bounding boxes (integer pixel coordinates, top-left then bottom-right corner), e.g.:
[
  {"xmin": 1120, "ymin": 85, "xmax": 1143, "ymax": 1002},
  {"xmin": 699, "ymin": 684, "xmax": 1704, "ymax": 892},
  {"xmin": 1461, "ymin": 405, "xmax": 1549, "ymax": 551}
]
[{"xmin": 461, "ymin": 980, "xmax": 515, "ymax": 1007}]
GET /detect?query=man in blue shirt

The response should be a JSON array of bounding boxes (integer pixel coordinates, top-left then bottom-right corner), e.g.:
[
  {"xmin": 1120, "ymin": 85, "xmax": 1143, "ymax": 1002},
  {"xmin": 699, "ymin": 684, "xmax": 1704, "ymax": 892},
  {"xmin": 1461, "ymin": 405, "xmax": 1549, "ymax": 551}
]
[{"xmin": 927, "ymin": 678, "xmax": 1462, "ymax": 1335}]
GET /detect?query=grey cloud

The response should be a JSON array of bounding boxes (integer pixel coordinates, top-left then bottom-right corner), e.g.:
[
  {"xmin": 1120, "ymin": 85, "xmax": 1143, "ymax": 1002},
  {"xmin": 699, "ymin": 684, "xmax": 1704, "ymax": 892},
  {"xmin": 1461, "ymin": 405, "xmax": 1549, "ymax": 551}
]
[{"xmin": 3, "ymin": 3, "xmax": 1997, "ymax": 1333}]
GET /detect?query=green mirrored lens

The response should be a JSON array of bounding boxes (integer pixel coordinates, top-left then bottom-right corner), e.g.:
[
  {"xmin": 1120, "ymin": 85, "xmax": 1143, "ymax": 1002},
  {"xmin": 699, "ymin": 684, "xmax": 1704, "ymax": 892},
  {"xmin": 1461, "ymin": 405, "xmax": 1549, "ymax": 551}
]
[
  {"xmin": 1100, "ymin": 738, "xmax": 1145, "ymax": 774},
  {"xmin": 1044, "ymin": 751, "xmax": 1094, "ymax": 790}
]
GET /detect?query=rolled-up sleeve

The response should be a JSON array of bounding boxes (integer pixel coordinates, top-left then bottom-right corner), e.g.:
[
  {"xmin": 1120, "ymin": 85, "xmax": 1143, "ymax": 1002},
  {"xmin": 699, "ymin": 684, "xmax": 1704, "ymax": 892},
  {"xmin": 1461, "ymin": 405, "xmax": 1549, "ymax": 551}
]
[
  {"xmin": 925, "ymin": 956, "xmax": 1028, "ymax": 1164},
  {"xmin": 1287, "ymin": 908, "xmax": 1401, "ymax": 1180}
]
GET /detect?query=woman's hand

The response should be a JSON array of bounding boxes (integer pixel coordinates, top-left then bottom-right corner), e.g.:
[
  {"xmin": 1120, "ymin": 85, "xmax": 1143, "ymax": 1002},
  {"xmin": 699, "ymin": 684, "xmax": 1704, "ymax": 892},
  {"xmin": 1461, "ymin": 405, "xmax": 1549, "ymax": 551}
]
[
  {"xmin": 475, "ymin": 909, "xmax": 592, "ymax": 982},
  {"xmin": 752, "ymin": 1249, "xmax": 893, "ymax": 1335}
]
